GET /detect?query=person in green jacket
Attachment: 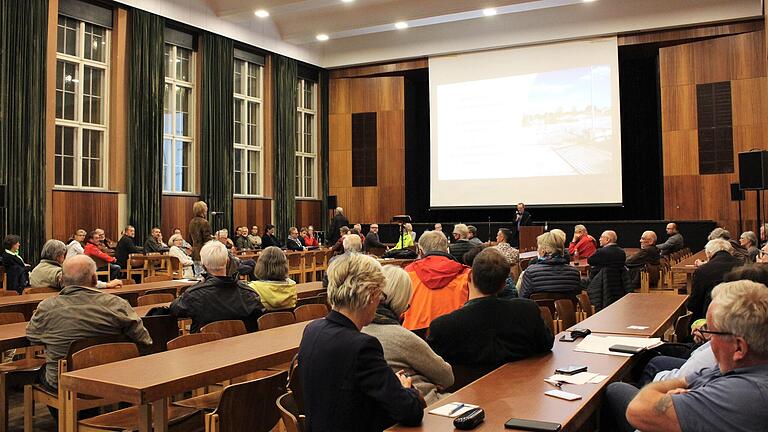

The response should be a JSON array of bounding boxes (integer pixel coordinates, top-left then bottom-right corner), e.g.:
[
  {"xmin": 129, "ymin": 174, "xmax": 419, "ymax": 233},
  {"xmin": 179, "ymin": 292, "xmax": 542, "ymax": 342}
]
[{"xmin": 248, "ymin": 246, "xmax": 297, "ymax": 310}]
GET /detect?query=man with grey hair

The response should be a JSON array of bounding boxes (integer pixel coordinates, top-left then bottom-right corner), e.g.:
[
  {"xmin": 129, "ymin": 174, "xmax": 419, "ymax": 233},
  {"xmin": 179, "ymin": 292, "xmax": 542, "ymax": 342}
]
[
  {"xmin": 170, "ymin": 240, "xmax": 264, "ymax": 332},
  {"xmin": 449, "ymin": 223, "xmax": 473, "ymax": 264},
  {"xmin": 328, "ymin": 206, "xmax": 349, "ymax": 246},
  {"xmin": 707, "ymin": 227, "xmax": 749, "ymax": 264},
  {"xmin": 606, "ymin": 280, "xmax": 768, "ymax": 432},
  {"xmin": 625, "ymin": 230, "xmax": 661, "ymax": 290},
  {"xmin": 739, "ymin": 230, "xmax": 759, "ymax": 262},
  {"xmin": 466, "ymin": 225, "xmax": 483, "ymax": 246},
  {"xmin": 27, "ymin": 255, "xmax": 150, "ymax": 390},
  {"xmin": 688, "ymin": 238, "xmax": 741, "ymax": 320},
  {"xmin": 402, "ymin": 230, "xmax": 470, "ymax": 333},
  {"xmin": 30, "ymin": 240, "xmax": 122, "ymax": 289},
  {"xmin": 568, "ymin": 224, "xmax": 597, "ymax": 259}
]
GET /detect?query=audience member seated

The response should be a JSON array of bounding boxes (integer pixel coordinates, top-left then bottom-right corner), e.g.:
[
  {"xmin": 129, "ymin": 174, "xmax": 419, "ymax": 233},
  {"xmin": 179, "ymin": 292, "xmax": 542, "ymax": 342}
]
[
  {"xmin": 708, "ymin": 227, "xmax": 748, "ymax": 264},
  {"xmin": 234, "ymin": 226, "xmax": 256, "ymax": 251},
  {"xmin": 83, "ymin": 230, "xmax": 121, "ymax": 280},
  {"xmin": 26, "ymin": 255, "xmax": 151, "ymax": 390},
  {"xmin": 689, "ymin": 239, "xmax": 742, "ymax": 320},
  {"xmin": 394, "ymin": 222, "xmax": 415, "ymax": 249},
  {"xmin": 168, "ymin": 234, "xmax": 194, "ymax": 278},
  {"xmin": 362, "ymin": 265, "xmax": 454, "ymax": 405},
  {"xmin": 640, "ymin": 329, "xmax": 716, "ymax": 387},
  {"xmin": 303, "ymin": 225, "xmax": 319, "ymax": 247},
  {"xmin": 248, "ymin": 246, "xmax": 297, "ymax": 310},
  {"xmin": 298, "ymin": 253, "xmax": 425, "ymax": 432},
  {"xmin": 568, "ymin": 224, "xmax": 597, "ymax": 259},
  {"xmin": 657, "ymin": 222, "xmax": 684, "ymax": 257},
  {"xmin": 585, "ymin": 230, "xmax": 629, "ymax": 310},
  {"xmin": 215, "ymin": 229, "xmax": 235, "ymax": 250},
  {"xmin": 170, "ymin": 240, "xmax": 265, "ymax": 332},
  {"xmin": 31, "ymin": 240, "xmax": 121, "ymax": 289},
  {"xmin": 261, "ymin": 223, "xmax": 282, "ymax": 249},
  {"xmin": 172, "ymin": 228, "xmax": 193, "ymax": 253},
  {"xmin": 65, "ymin": 229, "xmax": 86, "ymax": 258},
  {"xmin": 248, "ymin": 225, "xmax": 262, "ymax": 248},
  {"xmin": 353, "ymin": 224, "xmax": 366, "ymax": 243},
  {"xmin": 467, "ymin": 225, "xmax": 483, "ymax": 246},
  {"xmin": 493, "ymin": 228, "xmax": 520, "ymax": 265},
  {"xmin": 115, "ymin": 225, "xmax": 143, "ymax": 269},
  {"xmin": 519, "ymin": 231, "xmax": 581, "ymax": 299},
  {"xmin": 2, "ymin": 234, "xmax": 30, "ymax": 293},
  {"xmin": 331, "ymin": 226, "xmax": 351, "ymax": 254},
  {"xmin": 625, "ymin": 230, "xmax": 661, "ymax": 288},
  {"xmin": 606, "ymin": 280, "xmax": 768, "ymax": 432},
  {"xmin": 402, "ymin": 230, "xmax": 470, "ymax": 332},
  {"xmin": 94, "ymin": 228, "xmax": 114, "ymax": 253},
  {"xmin": 324, "ymin": 234, "xmax": 363, "ymax": 288},
  {"xmin": 740, "ymin": 231, "xmax": 759, "ymax": 263},
  {"xmin": 144, "ymin": 226, "xmax": 170, "ymax": 253},
  {"xmin": 328, "ymin": 206, "xmax": 349, "ymax": 246},
  {"xmin": 448, "ymin": 224, "xmax": 473, "ymax": 264},
  {"xmin": 365, "ymin": 223, "xmax": 388, "ymax": 252},
  {"xmin": 286, "ymin": 226, "xmax": 306, "ymax": 251},
  {"xmin": 433, "ymin": 223, "xmax": 450, "ymax": 242},
  {"xmin": 429, "ymin": 248, "xmax": 554, "ymax": 386}
]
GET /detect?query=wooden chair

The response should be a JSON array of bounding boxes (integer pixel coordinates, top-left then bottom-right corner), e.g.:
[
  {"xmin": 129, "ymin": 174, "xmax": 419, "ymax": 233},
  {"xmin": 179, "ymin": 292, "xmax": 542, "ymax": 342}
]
[
  {"xmin": 257, "ymin": 312, "xmax": 296, "ymax": 330},
  {"xmin": 530, "ymin": 292, "xmax": 577, "ymax": 316},
  {"xmin": 555, "ymin": 299, "xmax": 577, "ymax": 331},
  {"xmin": 293, "ymin": 304, "xmax": 328, "ymax": 322},
  {"xmin": 140, "ymin": 314, "xmax": 181, "ymax": 355},
  {"xmin": 136, "ymin": 293, "xmax": 175, "ymax": 306},
  {"xmin": 576, "ymin": 293, "xmax": 594, "ymax": 321},
  {"xmin": 314, "ymin": 250, "xmax": 328, "ymax": 281},
  {"xmin": 301, "ymin": 251, "xmax": 317, "ymax": 283},
  {"xmin": 204, "ymin": 371, "xmax": 287, "ymax": 432},
  {"xmin": 167, "ymin": 332, "xmax": 222, "ymax": 351},
  {"xmin": 286, "ymin": 253, "xmax": 305, "ymax": 284},
  {"xmin": 21, "ymin": 286, "xmax": 57, "ymax": 295},
  {"xmin": 144, "ymin": 287, "xmax": 178, "ymax": 297},
  {"xmin": 90, "ymin": 256, "xmax": 111, "ymax": 282},
  {"xmin": 201, "ymin": 320, "xmax": 247, "ymax": 339},
  {"xmin": 70, "ymin": 343, "xmax": 201, "ymax": 432},
  {"xmin": 0, "ymin": 313, "xmax": 44, "ymax": 432},
  {"xmin": 118, "ymin": 278, "xmax": 135, "ymax": 285},
  {"xmin": 125, "ymin": 253, "xmax": 148, "ymax": 283},
  {"xmin": 156, "ymin": 256, "xmax": 184, "ymax": 279},
  {"xmin": 538, "ymin": 306, "xmax": 558, "ymax": 335},
  {"xmin": 670, "ymin": 311, "xmax": 693, "ymax": 343},
  {"xmin": 276, "ymin": 392, "xmax": 304, "ymax": 432},
  {"xmin": 0, "ymin": 312, "xmax": 24, "ymax": 325},
  {"xmin": 0, "ymin": 290, "xmax": 17, "ymax": 297},
  {"xmin": 144, "ymin": 274, "xmax": 173, "ymax": 283}
]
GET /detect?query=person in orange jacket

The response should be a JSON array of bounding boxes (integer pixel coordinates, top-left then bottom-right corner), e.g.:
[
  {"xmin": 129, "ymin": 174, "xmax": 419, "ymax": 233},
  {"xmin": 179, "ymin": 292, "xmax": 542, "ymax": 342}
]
[{"xmin": 83, "ymin": 230, "xmax": 121, "ymax": 281}]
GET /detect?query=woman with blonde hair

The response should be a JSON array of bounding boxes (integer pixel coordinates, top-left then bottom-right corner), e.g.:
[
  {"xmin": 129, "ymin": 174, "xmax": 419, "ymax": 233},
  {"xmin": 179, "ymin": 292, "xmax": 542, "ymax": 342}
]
[
  {"xmin": 248, "ymin": 246, "xmax": 297, "ymax": 310},
  {"xmin": 188, "ymin": 200, "xmax": 212, "ymax": 275},
  {"xmin": 363, "ymin": 265, "xmax": 454, "ymax": 404},
  {"xmin": 519, "ymin": 231, "xmax": 581, "ymax": 298},
  {"xmin": 168, "ymin": 234, "xmax": 194, "ymax": 278}
]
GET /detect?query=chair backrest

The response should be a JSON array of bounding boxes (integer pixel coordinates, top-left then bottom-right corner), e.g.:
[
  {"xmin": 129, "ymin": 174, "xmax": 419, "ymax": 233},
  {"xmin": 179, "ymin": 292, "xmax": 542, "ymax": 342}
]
[
  {"xmin": 70, "ymin": 342, "xmax": 139, "ymax": 371},
  {"xmin": 293, "ymin": 304, "xmax": 328, "ymax": 322},
  {"xmin": 213, "ymin": 370, "xmax": 288, "ymax": 432},
  {"xmin": 167, "ymin": 332, "xmax": 222, "ymax": 350},
  {"xmin": 576, "ymin": 292, "xmax": 594, "ymax": 318},
  {"xmin": 555, "ymin": 299, "xmax": 577, "ymax": 331},
  {"xmin": 0, "ymin": 289, "xmax": 18, "ymax": 297},
  {"xmin": 22, "ymin": 286, "xmax": 57, "ymax": 295},
  {"xmin": 119, "ymin": 278, "xmax": 136, "ymax": 285},
  {"xmin": 0, "ymin": 311, "xmax": 25, "ymax": 325},
  {"xmin": 201, "ymin": 320, "xmax": 248, "ymax": 339},
  {"xmin": 141, "ymin": 314, "xmax": 180, "ymax": 354},
  {"xmin": 673, "ymin": 311, "xmax": 694, "ymax": 343},
  {"xmin": 144, "ymin": 275, "xmax": 172, "ymax": 283},
  {"xmin": 276, "ymin": 392, "xmax": 304, "ymax": 432},
  {"xmin": 144, "ymin": 287, "xmax": 178, "ymax": 297},
  {"xmin": 530, "ymin": 292, "xmax": 577, "ymax": 315},
  {"xmin": 66, "ymin": 334, "xmax": 132, "ymax": 369},
  {"xmin": 258, "ymin": 311, "xmax": 297, "ymax": 330},
  {"xmin": 167, "ymin": 255, "xmax": 182, "ymax": 277},
  {"xmin": 538, "ymin": 306, "xmax": 555, "ymax": 335},
  {"xmin": 286, "ymin": 253, "xmax": 303, "ymax": 270},
  {"xmin": 137, "ymin": 293, "xmax": 175, "ymax": 306}
]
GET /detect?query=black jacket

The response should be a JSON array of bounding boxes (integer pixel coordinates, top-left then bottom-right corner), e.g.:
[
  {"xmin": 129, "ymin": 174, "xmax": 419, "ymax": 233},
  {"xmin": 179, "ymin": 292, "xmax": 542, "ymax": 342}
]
[
  {"xmin": 143, "ymin": 237, "xmax": 169, "ymax": 254},
  {"xmin": 520, "ymin": 255, "xmax": 581, "ymax": 298},
  {"xmin": 115, "ymin": 235, "xmax": 143, "ymax": 269},
  {"xmin": 328, "ymin": 214, "xmax": 350, "ymax": 245},
  {"xmin": 169, "ymin": 275, "xmax": 265, "ymax": 333},
  {"xmin": 261, "ymin": 233, "xmax": 283, "ymax": 249},
  {"xmin": 298, "ymin": 311, "xmax": 423, "ymax": 432},
  {"xmin": 448, "ymin": 239, "xmax": 474, "ymax": 264},
  {"xmin": 587, "ymin": 244, "xmax": 626, "ymax": 276},
  {"xmin": 234, "ymin": 235, "xmax": 256, "ymax": 251},
  {"xmin": 689, "ymin": 251, "xmax": 742, "ymax": 320},
  {"xmin": 515, "ymin": 210, "xmax": 532, "ymax": 227},
  {"xmin": 1, "ymin": 251, "xmax": 29, "ymax": 294},
  {"xmin": 428, "ymin": 296, "xmax": 553, "ymax": 385},
  {"xmin": 286, "ymin": 237, "xmax": 304, "ymax": 251},
  {"xmin": 587, "ymin": 267, "xmax": 632, "ymax": 311},
  {"xmin": 626, "ymin": 246, "xmax": 660, "ymax": 269},
  {"xmin": 364, "ymin": 232, "xmax": 387, "ymax": 250}
]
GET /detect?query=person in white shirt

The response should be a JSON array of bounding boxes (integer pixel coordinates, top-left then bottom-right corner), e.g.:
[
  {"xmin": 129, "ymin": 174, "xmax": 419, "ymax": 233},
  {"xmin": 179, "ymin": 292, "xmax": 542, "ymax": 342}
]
[
  {"xmin": 168, "ymin": 234, "xmax": 194, "ymax": 278},
  {"xmin": 65, "ymin": 229, "xmax": 86, "ymax": 258}
]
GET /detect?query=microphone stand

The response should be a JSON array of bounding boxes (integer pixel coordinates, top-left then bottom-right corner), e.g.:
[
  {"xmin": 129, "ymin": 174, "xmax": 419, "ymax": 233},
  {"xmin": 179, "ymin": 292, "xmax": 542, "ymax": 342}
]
[{"xmin": 488, "ymin": 216, "xmax": 492, "ymax": 243}]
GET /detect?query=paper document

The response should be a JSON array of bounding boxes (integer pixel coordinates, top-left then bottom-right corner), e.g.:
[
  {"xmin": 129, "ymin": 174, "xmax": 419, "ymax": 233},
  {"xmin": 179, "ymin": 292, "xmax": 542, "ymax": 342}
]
[
  {"xmin": 547, "ymin": 372, "xmax": 600, "ymax": 385},
  {"xmin": 573, "ymin": 335, "xmax": 662, "ymax": 356},
  {"xmin": 627, "ymin": 325, "xmax": 649, "ymax": 330},
  {"xmin": 429, "ymin": 402, "xmax": 479, "ymax": 418}
]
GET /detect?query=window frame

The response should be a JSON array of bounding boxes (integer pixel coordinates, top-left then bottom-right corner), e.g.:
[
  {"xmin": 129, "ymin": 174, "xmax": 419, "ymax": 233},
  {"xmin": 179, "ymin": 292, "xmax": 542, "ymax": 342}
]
[
  {"xmin": 54, "ymin": 16, "xmax": 111, "ymax": 190},
  {"xmin": 295, "ymin": 78, "xmax": 318, "ymax": 199},
  {"xmin": 233, "ymin": 59, "xmax": 264, "ymax": 197},
  {"xmin": 163, "ymin": 44, "xmax": 196, "ymax": 194}
]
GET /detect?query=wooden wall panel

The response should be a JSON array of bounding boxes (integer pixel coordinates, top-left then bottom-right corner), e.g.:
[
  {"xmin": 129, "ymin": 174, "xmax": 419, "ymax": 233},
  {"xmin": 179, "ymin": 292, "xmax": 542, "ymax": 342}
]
[
  {"xmin": 330, "ymin": 59, "xmax": 428, "ymax": 79},
  {"xmin": 295, "ymin": 200, "xmax": 322, "ymax": 229},
  {"xmin": 663, "ymin": 176, "xmax": 701, "ymax": 220},
  {"xmin": 659, "ymin": 44, "xmax": 695, "ymax": 87},
  {"xmin": 161, "ymin": 195, "xmax": 199, "ymax": 240},
  {"xmin": 660, "ymin": 85, "xmax": 696, "ymax": 132},
  {"xmin": 329, "ymin": 114, "xmax": 352, "ymax": 150},
  {"xmin": 662, "ymin": 130, "xmax": 698, "ymax": 176},
  {"xmin": 329, "ymin": 79, "xmax": 350, "ymax": 114},
  {"xmin": 52, "ymin": 191, "xmax": 118, "ymax": 241},
  {"xmin": 693, "ymin": 37, "xmax": 733, "ymax": 84},
  {"xmin": 233, "ymin": 198, "xmax": 272, "ymax": 231},
  {"xmin": 731, "ymin": 31, "xmax": 765, "ymax": 80},
  {"xmin": 731, "ymin": 77, "xmax": 768, "ymax": 127}
]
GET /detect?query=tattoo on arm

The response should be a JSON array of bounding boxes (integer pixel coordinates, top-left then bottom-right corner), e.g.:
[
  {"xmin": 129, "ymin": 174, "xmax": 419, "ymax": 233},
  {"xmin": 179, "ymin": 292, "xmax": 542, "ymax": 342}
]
[{"xmin": 654, "ymin": 394, "xmax": 673, "ymax": 414}]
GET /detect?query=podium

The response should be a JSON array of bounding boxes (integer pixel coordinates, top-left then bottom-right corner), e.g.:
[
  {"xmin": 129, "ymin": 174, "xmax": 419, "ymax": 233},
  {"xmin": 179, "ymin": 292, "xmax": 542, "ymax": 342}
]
[{"xmin": 518, "ymin": 226, "xmax": 544, "ymax": 252}]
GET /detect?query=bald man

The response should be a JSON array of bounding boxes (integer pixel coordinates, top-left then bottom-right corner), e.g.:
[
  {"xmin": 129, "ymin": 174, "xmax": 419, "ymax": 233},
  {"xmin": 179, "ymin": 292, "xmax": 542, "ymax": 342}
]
[
  {"xmin": 657, "ymin": 223, "xmax": 684, "ymax": 256},
  {"xmin": 26, "ymin": 255, "xmax": 152, "ymax": 390},
  {"xmin": 585, "ymin": 230, "xmax": 629, "ymax": 310},
  {"xmin": 626, "ymin": 231, "xmax": 660, "ymax": 269},
  {"xmin": 587, "ymin": 230, "xmax": 627, "ymax": 273}
]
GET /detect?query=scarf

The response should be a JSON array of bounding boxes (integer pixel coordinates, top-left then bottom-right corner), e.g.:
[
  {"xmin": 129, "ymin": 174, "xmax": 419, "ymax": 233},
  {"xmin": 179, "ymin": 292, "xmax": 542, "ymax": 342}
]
[{"xmin": 372, "ymin": 304, "xmax": 401, "ymax": 325}]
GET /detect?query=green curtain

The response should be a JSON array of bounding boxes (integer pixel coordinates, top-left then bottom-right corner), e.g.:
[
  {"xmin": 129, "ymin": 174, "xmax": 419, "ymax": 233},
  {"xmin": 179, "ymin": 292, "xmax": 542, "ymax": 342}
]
[
  {"xmin": 319, "ymin": 70, "xmax": 329, "ymax": 237},
  {"xmin": 273, "ymin": 55, "xmax": 297, "ymax": 237},
  {"xmin": 127, "ymin": 9, "xmax": 164, "ymax": 241},
  {"xmin": 200, "ymin": 33, "xmax": 233, "ymax": 233},
  {"xmin": 0, "ymin": 0, "xmax": 48, "ymax": 264}
]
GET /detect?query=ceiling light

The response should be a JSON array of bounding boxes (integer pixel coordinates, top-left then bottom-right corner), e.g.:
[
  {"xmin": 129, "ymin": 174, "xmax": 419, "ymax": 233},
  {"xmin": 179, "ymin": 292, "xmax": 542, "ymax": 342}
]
[
  {"xmin": 394, "ymin": 21, "xmax": 408, "ymax": 29},
  {"xmin": 341, "ymin": 0, "xmax": 355, "ymax": 2},
  {"xmin": 483, "ymin": 8, "xmax": 497, "ymax": 16},
  {"xmin": 316, "ymin": 33, "xmax": 329, "ymax": 41},
  {"xmin": 254, "ymin": 9, "xmax": 269, "ymax": 18},
  {"xmin": 582, "ymin": 0, "xmax": 597, "ymax": 2}
]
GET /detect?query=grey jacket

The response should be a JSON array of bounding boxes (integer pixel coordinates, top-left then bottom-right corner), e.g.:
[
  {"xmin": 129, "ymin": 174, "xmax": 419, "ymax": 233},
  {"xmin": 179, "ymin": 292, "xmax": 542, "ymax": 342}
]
[{"xmin": 657, "ymin": 233, "xmax": 684, "ymax": 255}]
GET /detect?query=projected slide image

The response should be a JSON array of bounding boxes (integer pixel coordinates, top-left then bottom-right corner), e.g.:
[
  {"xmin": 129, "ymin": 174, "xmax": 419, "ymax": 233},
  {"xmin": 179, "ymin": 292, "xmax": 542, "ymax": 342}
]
[{"xmin": 437, "ymin": 65, "xmax": 614, "ymax": 181}]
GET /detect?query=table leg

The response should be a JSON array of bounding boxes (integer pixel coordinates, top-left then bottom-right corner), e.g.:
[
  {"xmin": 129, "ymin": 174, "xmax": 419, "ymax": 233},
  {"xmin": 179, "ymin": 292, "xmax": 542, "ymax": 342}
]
[
  {"xmin": 138, "ymin": 403, "xmax": 152, "ymax": 432},
  {"xmin": 62, "ymin": 390, "xmax": 77, "ymax": 432},
  {"xmin": 152, "ymin": 398, "xmax": 169, "ymax": 432}
]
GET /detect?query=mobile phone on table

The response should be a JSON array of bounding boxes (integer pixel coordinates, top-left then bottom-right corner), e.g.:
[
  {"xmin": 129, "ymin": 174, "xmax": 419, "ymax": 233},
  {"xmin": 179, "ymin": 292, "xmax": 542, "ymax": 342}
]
[
  {"xmin": 544, "ymin": 389, "xmax": 582, "ymax": 401},
  {"xmin": 609, "ymin": 344, "xmax": 645, "ymax": 354},
  {"xmin": 504, "ymin": 418, "xmax": 562, "ymax": 431},
  {"xmin": 559, "ymin": 334, "xmax": 577, "ymax": 342},
  {"xmin": 554, "ymin": 365, "xmax": 587, "ymax": 375}
]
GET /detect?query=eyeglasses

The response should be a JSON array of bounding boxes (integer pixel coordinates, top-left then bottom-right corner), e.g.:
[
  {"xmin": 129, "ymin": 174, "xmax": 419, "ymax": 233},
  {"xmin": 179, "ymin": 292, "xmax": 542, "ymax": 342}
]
[{"xmin": 697, "ymin": 328, "xmax": 734, "ymax": 338}]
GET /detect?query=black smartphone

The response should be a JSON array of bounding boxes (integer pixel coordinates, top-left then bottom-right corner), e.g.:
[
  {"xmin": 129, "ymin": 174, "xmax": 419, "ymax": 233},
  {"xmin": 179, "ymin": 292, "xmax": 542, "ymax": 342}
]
[
  {"xmin": 609, "ymin": 344, "xmax": 645, "ymax": 354},
  {"xmin": 559, "ymin": 334, "xmax": 577, "ymax": 342},
  {"xmin": 554, "ymin": 365, "xmax": 587, "ymax": 375},
  {"xmin": 504, "ymin": 418, "xmax": 562, "ymax": 431}
]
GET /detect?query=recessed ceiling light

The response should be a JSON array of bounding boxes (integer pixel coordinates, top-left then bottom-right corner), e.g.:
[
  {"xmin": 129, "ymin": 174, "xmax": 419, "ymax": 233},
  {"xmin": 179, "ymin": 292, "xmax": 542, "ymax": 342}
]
[
  {"xmin": 582, "ymin": 0, "xmax": 597, "ymax": 2},
  {"xmin": 254, "ymin": 9, "xmax": 269, "ymax": 18},
  {"xmin": 394, "ymin": 21, "xmax": 408, "ymax": 29},
  {"xmin": 483, "ymin": 8, "xmax": 497, "ymax": 16},
  {"xmin": 316, "ymin": 33, "xmax": 329, "ymax": 41},
  {"xmin": 341, "ymin": 0, "xmax": 355, "ymax": 3}
]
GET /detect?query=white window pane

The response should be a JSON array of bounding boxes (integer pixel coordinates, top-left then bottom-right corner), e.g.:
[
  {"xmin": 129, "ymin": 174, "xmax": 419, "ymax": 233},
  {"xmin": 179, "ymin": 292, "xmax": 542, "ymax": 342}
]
[
  {"xmin": 165, "ymin": 45, "xmax": 173, "ymax": 79},
  {"xmin": 163, "ymin": 139, "xmax": 172, "ymax": 191},
  {"xmin": 304, "ymin": 84, "xmax": 314, "ymax": 110},
  {"xmin": 248, "ymin": 150, "xmax": 260, "ymax": 195},
  {"xmin": 176, "ymin": 48, "xmax": 191, "ymax": 82},
  {"xmin": 247, "ymin": 63, "xmax": 260, "ymax": 98},
  {"xmin": 234, "ymin": 100, "xmax": 243, "ymax": 144},
  {"xmin": 82, "ymin": 67, "xmax": 104, "ymax": 124},
  {"xmin": 163, "ymin": 84, "xmax": 172, "ymax": 134},
  {"xmin": 84, "ymin": 23, "xmax": 106, "ymax": 62},
  {"xmin": 57, "ymin": 16, "xmax": 77, "ymax": 56},
  {"xmin": 304, "ymin": 114, "xmax": 314, "ymax": 152},
  {"xmin": 234, "ymin": 59, "xmax": 243, "ymax": 94},
  {"xmin": 175, "ymin": 87, "xmax": 190, "ymax": 136},
  {"xmin": 247, "ymin": 102, "xmax": 259, "ymax": 147},
  {"xmin": 233, "ymin": 149, "xmax": 242, "ymax": 194},
  {"xmin": 57, "ymin": 61, "xmax": 77, "ymax": 120}
]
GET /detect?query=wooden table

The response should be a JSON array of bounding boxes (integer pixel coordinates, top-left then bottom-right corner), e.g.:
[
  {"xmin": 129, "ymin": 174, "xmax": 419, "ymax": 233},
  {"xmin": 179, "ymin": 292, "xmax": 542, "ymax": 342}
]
[
  {"xmin": 296, "ymin": 281, "xmax": 325, "ymax": 299},
  {"xmin": 567, "ymin": 293, "xmax": 688, "ymax": 337},
  {"xmin": 60, "ymin": 321, "xmax": 310, "ymax": 432},
  {"xmin": 102, "ymin": 280, "xmax": 197, "ymax": 305},
  {"xmin": 670, "ymin": 250, "xmax": 706, "ymax": 295},
  {"xmin": 377, "ymin": 258, "xmax": 416, "ymax": 268},
  {"xmin": 390, "ymin": 333, "xmax": 634, "ymax": 432}
]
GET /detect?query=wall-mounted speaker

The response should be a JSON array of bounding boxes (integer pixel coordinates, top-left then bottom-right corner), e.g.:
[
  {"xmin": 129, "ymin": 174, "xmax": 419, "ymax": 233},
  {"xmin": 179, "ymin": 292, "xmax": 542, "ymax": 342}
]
[
  {"xmin": 730, "ymin": 183, "xmax": 745, "ymax": 201},
  {"xmin": 738, "ymin": 151, "xmax": 768, "ymax": 190},
  {"xmin": 327, "ymin": 195, "xmax": 337, "ymax": 210}
]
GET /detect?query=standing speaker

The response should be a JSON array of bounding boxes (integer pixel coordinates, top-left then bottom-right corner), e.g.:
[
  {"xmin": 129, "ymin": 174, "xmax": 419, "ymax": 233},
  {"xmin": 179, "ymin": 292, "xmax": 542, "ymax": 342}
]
[
  {"xmin": 327, "ymin": 195, "xmax": 337, "ymax": 210},
  {"xmin": 730, "ymin": 183, "xmax": 745, "ymax": 201},
  {"xmin": 738, "ymin": 151, "xmax": 768, "ymax": 190}
]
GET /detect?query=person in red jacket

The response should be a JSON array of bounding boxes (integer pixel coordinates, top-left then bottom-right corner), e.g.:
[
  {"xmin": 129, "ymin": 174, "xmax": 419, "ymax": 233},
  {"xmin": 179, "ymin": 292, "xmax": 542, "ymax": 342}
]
[
  {"xmin": 568, "ymin": 224, "xmax": 597, "ymax": 260},
  {"xmin": 83, "ymin": 230, "xmax": 121, "ymax": 280},
  {"xmin": 301, "ymin": 226, "xmax": 319, "ymax": 247}
]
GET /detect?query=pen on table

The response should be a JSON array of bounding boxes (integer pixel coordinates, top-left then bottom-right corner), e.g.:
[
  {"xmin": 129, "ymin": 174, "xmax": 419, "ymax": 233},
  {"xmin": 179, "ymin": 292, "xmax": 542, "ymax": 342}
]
[
  {"xmin": 545, "ymin": 379, "xmax": 563, "ymax": 389},
  {"xmin": 448, "ymin": 403, "xmax": 466, "ymax": 415}
]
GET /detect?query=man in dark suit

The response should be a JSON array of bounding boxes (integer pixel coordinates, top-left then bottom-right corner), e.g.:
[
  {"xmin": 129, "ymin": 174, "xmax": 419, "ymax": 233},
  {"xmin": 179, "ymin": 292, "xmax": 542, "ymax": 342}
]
[
  {"xmin": 515, "ymin": 202, "xmax": 532, "ymax": 228},
  {"xmin": 448, "ymin": 223, "xmax": 474, "ymax": 264},
  {"xmin": 286, "ymin": 227, "xmax": 306, "ymax": 251},
  {"xmin": 364, "ymin": 223, "xmax": 388, "ymax": 252},
  {"xmin": 588, "ymin": 230, "xmax": 627, "ymax": 274},
  {"xmin": 586, "ymin": 230, "xmax": 629, "ymax": 310},
  {"xmin": 688, "ymin": 239, "xmax": 742, "ymax": 320},
  {"xmin": 428, "ymin": 248, "xmax": 554, "ymax": 386},
  {"xmin": 328, "ymin": 206, "xmax": 350, "ymax": 246},
  {"xmin": 625, "ymin": 230, "xmax": 661, "ymax": 291}
]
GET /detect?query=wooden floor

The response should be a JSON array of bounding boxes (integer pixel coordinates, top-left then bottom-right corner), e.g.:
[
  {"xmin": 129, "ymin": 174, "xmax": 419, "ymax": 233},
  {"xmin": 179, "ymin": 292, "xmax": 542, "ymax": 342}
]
[{"xmin": 7, "ymin": 387, "xmax": 57, "ymax": 431}]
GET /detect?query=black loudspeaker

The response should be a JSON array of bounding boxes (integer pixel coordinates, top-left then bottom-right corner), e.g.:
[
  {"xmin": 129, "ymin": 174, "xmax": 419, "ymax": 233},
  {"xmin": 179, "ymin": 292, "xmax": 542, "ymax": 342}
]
[
  {"xmin": 738, "ymin": 151, "xmax": 768, "ymax": 190},
  {"xmin": 730, "ymin": 183, "xmax": 745, "ymax": 201},
  {"xmin": 327, "ymin": 195, "xmax": 337, "ymax": 210}
]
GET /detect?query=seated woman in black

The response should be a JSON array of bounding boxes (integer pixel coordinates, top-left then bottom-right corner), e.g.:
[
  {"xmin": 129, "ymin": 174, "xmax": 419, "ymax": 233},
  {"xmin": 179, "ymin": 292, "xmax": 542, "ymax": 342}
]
[
  {"xmin": 297, "ymin": 253, "xmax": 425, "ymax": 432},
  {"xmin": 2, "ymin": 234, "xmax": 30, "ymax": 294}
]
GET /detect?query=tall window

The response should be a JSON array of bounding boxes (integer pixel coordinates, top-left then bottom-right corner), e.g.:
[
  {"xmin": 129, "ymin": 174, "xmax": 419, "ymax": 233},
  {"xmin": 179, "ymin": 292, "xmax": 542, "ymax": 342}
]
[
  {"xmin": 55, "ymin": 16, "xmax": 110, "ymax": 188},
  {"xmin": 296, "ymin": 79, "xmax": 317, "ymax": 198},
  {"xmin": 163, "ymin": 44, "xmax": 194, "ymax": 192},
  {"xmin": 233, "ymin": 59, "xmax": 263, "ymax": 196}
]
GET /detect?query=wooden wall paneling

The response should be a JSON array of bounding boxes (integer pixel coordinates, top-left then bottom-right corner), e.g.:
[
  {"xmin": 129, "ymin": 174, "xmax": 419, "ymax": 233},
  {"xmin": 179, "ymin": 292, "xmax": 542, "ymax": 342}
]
[
  {"xmin": 161, "ymin": 195, "xmax": 199, "ymax": 240},
  {"xmin": 699, "ymin": 174, "xmax": 734, "ymax": 227},
  {"xmin": 693, "ymin": 37, "xmax": 733, "ymax": 84},
  {"xmin": 731, "ymin": 31, "xmax": 766, "ymax": 80},
  {"xmin": 233, "ymin": 198, "xmax": 272, "ymax": 230},
  {"xmin": 663, "ymin": 176, "xmax": 701, "ymax": 220},
  {"xmin": 52, "ymin": 191, "xmax": 119, "ymax": 241},
  {"xmin": 733, "ymin": 124, "xmax": 768, "ymax": 154},
  {"xmin": 659, "ymin": 44, "xmax": 695, "ymax": 88},
  {"xmin": 329, "ymin": 79, "xmax": 351, "ymax": 114},
  {"xmin": 295, "ymin": 200, "xmax": 322, "ymax": 228},
  {"xmin": 109, "ymin": 8, "xmax": 129, "ymax": 193},
  {"xmin": 662, "ymin": 130, "xmax": 699, "ymax": 176},
  {"xmin": 731, "ymin": 77, "xmax": 768, "ymax": 127},
  {"xmin": 618, "ymin": 19, "xmax": 762, "ymax": 46},
  {"xmin": 329, "ymin": 150, "xmax": 352, "ymax": 188},
  {"xmin": 329, "ymin": 114, "xmax": 352, "ymax": 151},
  {"xmin": 44, "ymin": 0, "xmax": 59, "ymax": 239},
  {"xmin": 661, "ymin": 85, "xmax": 697, "ymax": 132},
  {"xmin": 329, "ymin": 59, "xmax": 428, "ymax": 79},
  {"xmin": 349, "ymin": 78, "xmax": 377, "ymax": 113}
]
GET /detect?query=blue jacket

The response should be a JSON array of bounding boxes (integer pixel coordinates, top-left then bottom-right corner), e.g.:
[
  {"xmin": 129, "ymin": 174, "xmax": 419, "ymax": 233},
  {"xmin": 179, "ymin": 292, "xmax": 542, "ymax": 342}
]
[{"xmin": 520, "ymin": 255, "xmax": 581, "ymax": 298}]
